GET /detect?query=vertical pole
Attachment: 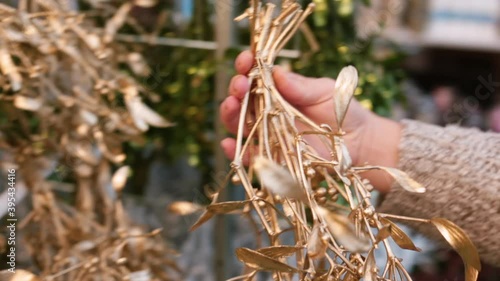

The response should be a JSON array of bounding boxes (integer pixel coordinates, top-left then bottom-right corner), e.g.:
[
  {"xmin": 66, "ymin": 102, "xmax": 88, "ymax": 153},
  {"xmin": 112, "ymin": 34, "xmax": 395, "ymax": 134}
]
[
  {"xmin": 495, "ymin": 56, "xmax": 500, "ymax": 104},
  {"xmin": 214, "ymin": 0, "xmax": 235, "ymax": 280}
]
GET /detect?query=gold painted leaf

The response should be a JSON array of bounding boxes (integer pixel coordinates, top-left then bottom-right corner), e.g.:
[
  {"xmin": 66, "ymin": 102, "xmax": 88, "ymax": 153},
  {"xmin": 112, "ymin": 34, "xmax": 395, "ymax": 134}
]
[
  {"xmin": 71, "ymin": 141, "xmax": 99, "ymax": 165},
  {"xmin": 134, "ymin": 0, "xmax": 158, "ymax": 8},
  {"xmin": 104, "ymin": 2, "xmax": 132, "ymax": 43},
  {"xmin": 374, "ymin": 224, "xmax": 392, "ymax": 244},
  {"xmin": 317, "ymin": 207, "xmax": 370, "ymax": 252},
  {"xmin": 334, "ymin": 66, "xmax": 358, "ymax": 128},
  {"xmin": 111, "ymin": 166, "xmax": 130, "ymax": 192},
  {"xmin": 334, "ymin": 136, "xmax": 352, "ymax": 174},
  {"xmin": 380, "ymin": 217, "xmax": 421, "ymax": 252},
  {"xmin": 125, "ymin": 95, "xmax": 173, "ymax": 132},
  {"xmin": 0, "ymin": 46, "xmax": 22, "ymax": 91},
  {"xmin": 168, "ymin": 201, "xmax": 203, "ymax": 216},
  {"xmin": 465, "ymin": 267, "xmax": 479, "ymax": 281},
  {"xmin": 127, "ymin": 52, "xmax": 151, "ymax": 76},
  {"xmin": 257, "ymin": 245, "xmax": 302, "ymax": 259},
  {"xmin": 431, "ymin": 218, "xmax": 481, "ymax": 281},
  {"xmin": 71, "ymin": 25, "xmax": 101, "ymax": 51},
  {"xmin": 94, "ymin": 131, "xmax": 126, "ymax": 163},
  {"xmin": 13, "ymin": 96, "xmax": 42, "ymax": 111},
  {"xmin": 189, "ymin": 210, "xmax": 214, "ymax": 232},
  {"xmin": 206, "ymin": 201, "xmax": 250, "ymax": 214},
  {"xmin": 307, "ymin": 223, "xmax": 328, "ymax": 259},
  {"xmin": 0, "ymin": 269, "xmax": 39, "ymax": 281},
  {"xmin": 74, "ymin": 240, "xmax": 97, "ymax": 252},
  {"xmin": 236, "ymin": 247, "xmax": 299, "ymax": 273},
  {"xmin": 83, "ymin": 33, "xmax": 101, "ymax": 51},
  {"xmin": 378, "ymin": 167, "xmax": 426, "ymax": 193},
  {"xmin": 79, "ymin": 109, "xmax": 98, "ymax": 125},
  {"xmin": 363, "ymin": 249, "xmax": 377, "ymax": 281},
  {"xmin": 128, "ymin": 270, "xmax": 151, "ymax": 281},
  {"xmin": 253, "ymin": 156, "xmax": 306, "ymax": 202}
]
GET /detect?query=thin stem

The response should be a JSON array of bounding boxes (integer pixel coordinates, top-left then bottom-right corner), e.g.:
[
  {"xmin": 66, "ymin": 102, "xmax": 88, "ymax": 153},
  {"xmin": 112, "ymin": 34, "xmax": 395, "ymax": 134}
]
[
  {"xmin": 255, "ymin": 3, "xmax": 275, "ymax": 53},
  {"xmin": 255, "ymin": 198, "xmax": 294, "ymax": 227},
  {"xmin": 234, "ymin": 74, "xmax": 255, "ymax": 165},
  {"xmin": 46, "ymin": 261, "xmax": 86, "ymax": 280},
  {"xmin": 268, "ymin": 10, "xmax": 302, "ymax": 59},
  {"xmin": 235, "ymin": 167, "xmax": 274, "ymax": 235},
  {"xmin": 273, "ymin": 3, "xmax": 315, "ymax": 60},
  {"xmin": 239, "ymin": 114, "xmax": 263, "ymax": 157},
  {"xmin": 378, "ymin": 213, "xmax": 431, "ymax": 224},
  {"xmin": 283, "ymin": 198, "xmax": 309, "ymax": 230},
  {"xmin": 244, "ymin": 212, "xmax": 263, "ymax": 249},
  {"xmin": 395, "ymin": 259, "xmax": 413, "ymax": 281},
  {"xmin": 363, "ymin": 216, "xmax": 377, "ymax": 245},
  {"xmin": 270, "ymin": 118, "xmax": 295, "ymax": 178},
  {"xmin": 250, "ymin": 0, "xmax": 259, "ymax": 53},
  {"xmin": 226, "ymin": 272, "xmax": 256, "ymax": 281}
]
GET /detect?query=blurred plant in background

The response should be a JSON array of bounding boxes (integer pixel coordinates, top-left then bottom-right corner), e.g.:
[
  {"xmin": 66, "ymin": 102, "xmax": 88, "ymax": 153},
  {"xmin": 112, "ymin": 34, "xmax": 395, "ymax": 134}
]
[
  {"xmin": 103, "ymin": 0, "xmax": 406, "ymax": 190},
  {"xmin": 0, "ymin": 0, "xmax": 407, "ymax": 278},
  {"xmin": 85, "ymin": 0, "xmax": 219, "ymax": 189},
  {"xmin": 0, "ymin": 0, "xmax": 179, "ymax": 279},
  {"xmin": 293, "ymin": 0, "xmax": 405, "ymax": 117}
]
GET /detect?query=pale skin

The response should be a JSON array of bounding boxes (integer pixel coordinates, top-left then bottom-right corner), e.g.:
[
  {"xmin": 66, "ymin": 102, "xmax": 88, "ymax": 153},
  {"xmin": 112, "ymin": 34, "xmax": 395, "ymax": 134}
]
[{"xmin": 220, "ymin": 51, "xmax": 402, "ymax": 193}]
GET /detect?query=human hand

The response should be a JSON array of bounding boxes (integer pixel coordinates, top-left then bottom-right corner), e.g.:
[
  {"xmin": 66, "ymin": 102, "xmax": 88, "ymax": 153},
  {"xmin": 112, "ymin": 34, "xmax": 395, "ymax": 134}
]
[{"xmin": 220, "ymin": 51, "xmax": 401, "ymax": 192}]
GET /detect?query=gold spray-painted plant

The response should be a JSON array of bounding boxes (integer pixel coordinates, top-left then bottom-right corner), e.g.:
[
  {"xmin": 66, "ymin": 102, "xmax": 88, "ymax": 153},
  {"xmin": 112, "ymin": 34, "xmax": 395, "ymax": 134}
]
[
  {"xmin": 0, "ymin": 1, "xmax": 179, "ymax": 280},
  {"xmin": 188, "ymin": 1, "xmax": 481, "ymax": 280}
]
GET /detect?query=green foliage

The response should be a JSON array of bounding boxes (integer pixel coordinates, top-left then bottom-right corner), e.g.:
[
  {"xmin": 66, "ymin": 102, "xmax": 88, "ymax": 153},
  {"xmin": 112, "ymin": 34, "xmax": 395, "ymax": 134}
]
[
  {"xmin": 123, "ymin": 1, "xmax": 219, "ymax": 184},
  {"xmin": 119, "ymin": 0, "xmax": 406, "ymax": 186},
  {"xmin": 290, "ymin": 0, "xmax": 405, "ymax": 116}
]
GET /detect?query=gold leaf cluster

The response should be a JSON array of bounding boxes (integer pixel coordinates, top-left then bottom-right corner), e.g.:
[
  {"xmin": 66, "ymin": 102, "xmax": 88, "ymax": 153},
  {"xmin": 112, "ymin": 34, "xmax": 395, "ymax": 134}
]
[
  {"xmin": 179, "ymin": 1, "xmax": 482, "ymax": 280},
  {"xmin": 0, "ymin": 1, "xmax": 176, "ymax": 280}
]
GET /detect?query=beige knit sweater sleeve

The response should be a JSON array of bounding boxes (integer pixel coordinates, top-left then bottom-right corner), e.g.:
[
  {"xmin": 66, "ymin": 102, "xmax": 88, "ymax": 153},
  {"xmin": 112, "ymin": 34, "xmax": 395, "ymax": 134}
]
[{"xmin": 378, "ymin": 120, "xmax": 500, "ymax": 266}]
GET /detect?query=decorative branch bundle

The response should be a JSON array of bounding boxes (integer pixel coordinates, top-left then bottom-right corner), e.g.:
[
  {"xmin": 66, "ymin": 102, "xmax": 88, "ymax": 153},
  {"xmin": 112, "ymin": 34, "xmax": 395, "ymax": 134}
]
[
  {"xmin": 0, "ymin": 1, "xmax": 178, "ymax": 280},
  {"xmin": 189, "ymin": 1, "xmax": 481, "ymax": 280}
]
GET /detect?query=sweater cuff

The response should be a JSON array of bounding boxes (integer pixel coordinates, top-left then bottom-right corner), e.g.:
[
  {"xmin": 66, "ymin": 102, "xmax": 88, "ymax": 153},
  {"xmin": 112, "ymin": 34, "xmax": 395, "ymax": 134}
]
[{"xmin": 378, "ymin": 119, "xmax": 500, "ymax": 265}]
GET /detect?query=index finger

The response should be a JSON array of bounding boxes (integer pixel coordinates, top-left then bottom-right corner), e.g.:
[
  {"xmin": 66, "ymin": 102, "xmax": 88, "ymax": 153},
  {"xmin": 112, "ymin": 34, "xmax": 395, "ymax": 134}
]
[{"xmin": 235, "ymin": 50, "xmax": 254, "ymax": 75}]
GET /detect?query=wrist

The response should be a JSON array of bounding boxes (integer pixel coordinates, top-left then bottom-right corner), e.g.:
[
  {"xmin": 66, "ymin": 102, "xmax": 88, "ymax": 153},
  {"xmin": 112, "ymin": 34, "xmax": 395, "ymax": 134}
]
[
  {"xmin": 357, "ymin": 114, "xmax": 402, "ymax": 193},
  {"xmin": 364, "ymin": 115, "xmax": 401, "ymax": 168}
]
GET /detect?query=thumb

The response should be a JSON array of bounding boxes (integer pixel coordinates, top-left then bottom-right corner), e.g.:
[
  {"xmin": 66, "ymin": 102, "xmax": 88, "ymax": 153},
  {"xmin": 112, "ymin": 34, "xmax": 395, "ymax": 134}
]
[{"xmin": 272, "ymin": 66, "xmax": 335, "ymax": 107}]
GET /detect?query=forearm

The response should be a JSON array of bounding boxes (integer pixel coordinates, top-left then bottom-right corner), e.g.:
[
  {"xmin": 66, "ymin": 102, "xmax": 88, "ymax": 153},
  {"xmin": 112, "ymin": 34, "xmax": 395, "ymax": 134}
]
[
  {"xmin": 356, "ymin": 114, "xmax": 402, "ymax": 193},
  {"xmin": 378, "ymin": 120, "xmax": 500, "ymax": 265}
]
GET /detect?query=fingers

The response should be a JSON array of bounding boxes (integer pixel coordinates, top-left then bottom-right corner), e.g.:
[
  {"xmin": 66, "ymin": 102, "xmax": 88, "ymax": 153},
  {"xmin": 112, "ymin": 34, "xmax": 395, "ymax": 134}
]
[
  {"xmin": 221, "ymin": 74, "xmax": 250, "ymax": 134},
  {"xmin": 220, "ymin": 137, "xmax": 251, "ymax": 166},
  {"xmin": 229, "ymin": 75, "xmax": 249, "ymax": 99},
  {"xmin": 233, "ymin": 51, "xmax": 337, "ymax": 106},
  {"xmin": 220, "ymin": 96, "xmax": 241, "ymax": 135},
  {"xmin": 235, "ymin": 51, "xmax": 336, "ymax": 108},
  {"xmin": 221, "ymin": 138, "xmax": 237, "ymax": 160},
  {"xmin": 235, "ymin": 50, "xmax": 254, "ymax": 74},
  {"xmin": 273, "ymin": 66, "xmax": 335, "ymax": 107},
  {"xmin": 223, "ymin": 62, "xmax": 337, "ymax": 136}
]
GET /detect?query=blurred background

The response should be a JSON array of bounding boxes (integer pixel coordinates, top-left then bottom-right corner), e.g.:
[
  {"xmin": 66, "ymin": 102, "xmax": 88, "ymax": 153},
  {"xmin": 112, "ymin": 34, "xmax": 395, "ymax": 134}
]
[{"xmin": 0, "ymin": 0, "xmax": 499, "ymax": 280}]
